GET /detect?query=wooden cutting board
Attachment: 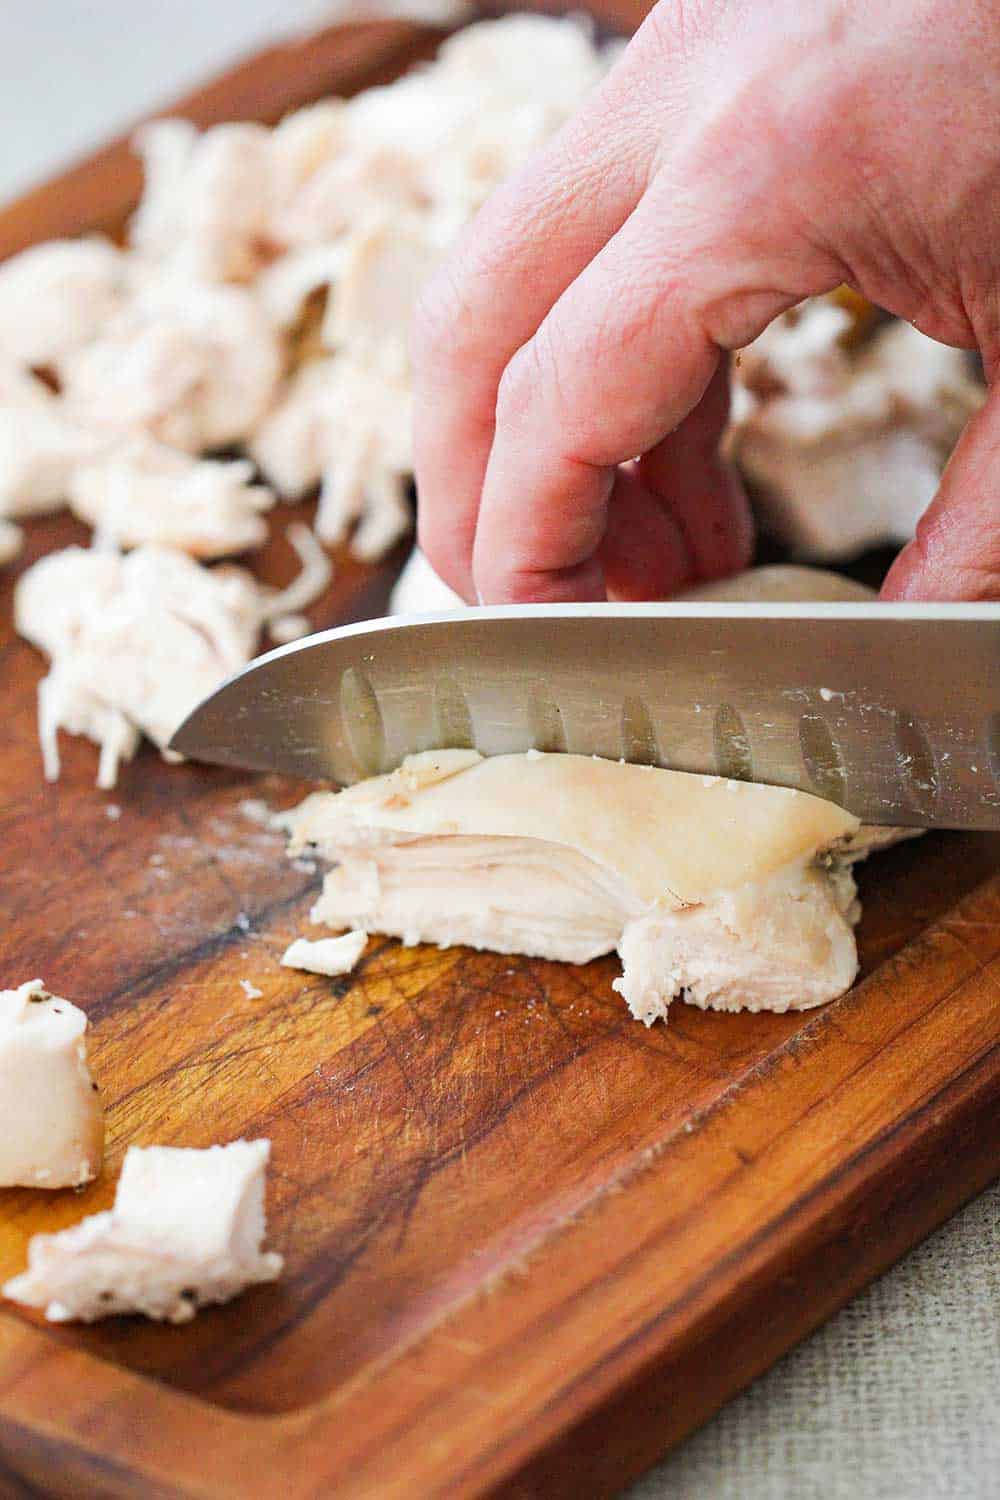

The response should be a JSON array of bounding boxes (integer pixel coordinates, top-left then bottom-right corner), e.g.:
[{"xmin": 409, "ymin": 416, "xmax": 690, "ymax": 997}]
[{"xmin": 1, "ymin": 12, "xmax": 999, "ymax": 1499}]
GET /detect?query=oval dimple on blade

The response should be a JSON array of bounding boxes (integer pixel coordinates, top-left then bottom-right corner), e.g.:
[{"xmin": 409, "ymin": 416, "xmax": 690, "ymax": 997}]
[
  {"xmin": 529, "ymin": 685, "xmax": 567, "ymax": 753},
  {"xmin": 621, "ymin": 695, "xmax": 661, "ymax": 765},
  {"xmin": 713, "ymin": 703, "xmax": 753, "ymax": 781},
  {"xmin": 894, "ymin": 709, "xmax": 939, "ymax": 817},
  {"xmin": 434, "ymin": 675, "xmax": 474, "ymax": 750},
  {"xmin": 799, "ymin": 713, "xmax": 848, "ymax": 806},
  {"xmin": 340, "ymin": 668, "xmax": 386, "ymax": 777}
]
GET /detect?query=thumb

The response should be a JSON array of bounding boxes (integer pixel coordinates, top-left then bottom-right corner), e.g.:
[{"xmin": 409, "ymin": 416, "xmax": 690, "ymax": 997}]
[{"xmin": 882, "ymin": 381, "xmax": 1000, "ymax": 601}]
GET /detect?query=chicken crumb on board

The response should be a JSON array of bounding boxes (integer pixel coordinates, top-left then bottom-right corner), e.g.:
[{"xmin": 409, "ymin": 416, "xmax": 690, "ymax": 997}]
[{"xmin": 281, "ymin": 931, "xmax": 368, "ymax": 977}]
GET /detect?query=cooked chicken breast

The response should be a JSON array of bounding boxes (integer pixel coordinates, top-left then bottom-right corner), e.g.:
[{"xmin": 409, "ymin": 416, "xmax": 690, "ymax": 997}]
[{"xmin": 276, "ymin": 749, "xmax": 874, "ymax": 1023}]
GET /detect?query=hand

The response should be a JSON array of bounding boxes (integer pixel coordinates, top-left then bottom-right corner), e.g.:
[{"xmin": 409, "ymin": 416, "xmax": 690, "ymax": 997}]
[{"xmin": 412, "ymin": 0, "xmax": 1000, "ymax": 604}]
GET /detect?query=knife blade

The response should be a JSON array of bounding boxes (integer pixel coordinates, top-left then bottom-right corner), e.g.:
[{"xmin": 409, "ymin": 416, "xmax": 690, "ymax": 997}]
[{"xmin": 169, "ymin": 601, "xmax": 1000, "ymax": 829}]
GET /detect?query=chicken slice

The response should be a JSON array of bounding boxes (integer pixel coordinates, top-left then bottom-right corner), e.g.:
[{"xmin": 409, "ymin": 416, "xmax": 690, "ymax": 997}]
[
  {"xmin": 0, "ymin": 980, "xmax": 104, "ymax": 1189},
  {"xmin": 68, "ymin": 435, "xmax": 274, "ymax": 557},
  {"xmin": 3, "ymin": 1140, "xmax": 282, "ymax": 1323},
  {"xmin": 276, "ymin": 749, "xmax": 873, "ymax": 1023},
  {"xmin": 0, "ymin": 237, "xmax": 127, "ymax": 366}
]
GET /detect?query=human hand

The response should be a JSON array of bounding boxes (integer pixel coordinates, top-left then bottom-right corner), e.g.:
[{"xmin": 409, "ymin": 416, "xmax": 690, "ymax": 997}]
[{"xmin": 412, "ymin": 0, "xmax": 1000, "ymax": 604}]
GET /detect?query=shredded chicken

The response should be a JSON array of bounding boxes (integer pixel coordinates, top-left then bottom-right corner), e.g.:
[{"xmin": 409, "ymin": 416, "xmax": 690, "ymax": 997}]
[
  {"xmin": 68, "ymin": 435, "xmax": 274, "ymax": 557},
  {"xmin": 252, "ymin": 349, "xmax": 413, "ymax": 554},
  {"xmin": 15, "ymin": 532, "xmax": 331, "ymax": 788},
  {"xmin": 60, "ymin": 275, "xmax": 283, "ymax": 452},
  {"xmin": 0, "ymin": 237, "xmax": 127, "ymax": 366},
  {"xmin": 0, "ymin": 365, "xmax": 104, "ymax": 518},
  {"xmin": 729, "ymin": 298, "xmax": 984, "ymax": 558},
  {"xmin": 131, "ymin": 120, "xmax": 276, "ymax": 284}
]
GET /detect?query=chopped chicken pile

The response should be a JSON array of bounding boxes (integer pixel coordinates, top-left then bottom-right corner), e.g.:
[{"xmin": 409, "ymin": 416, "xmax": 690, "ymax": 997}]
[
  {"xmin": 0, "ymin": 980, "xmax": 103, "ymax": 1189},
  {"xmin": 67, "ymin": 436, "xmax": 274, "ymax": 557},
  {"xmin": 14, "ymin": 528, "xmax": 330, "ymax": 788},
  {"xmin": 4, "ymin": 1139, "xmax": 282, "ymax": 1323},
  {"xmin": 2, "ymin": 15, "xmax": 624, "ymax": 785},
  {"xmin": 276, "ymin": 749, "xmax": 879, "ymax": 1024},
  {"xmin": 0, "ymin": 18, "xmax": 613, "ymax": 555},
  {"xmin": 728, "ymin": 298, "xmax": 984, "ymax": 558}
]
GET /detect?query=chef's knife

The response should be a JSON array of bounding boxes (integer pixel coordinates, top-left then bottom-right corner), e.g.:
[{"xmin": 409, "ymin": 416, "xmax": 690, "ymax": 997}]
[{"xmin": 170, "ymin": 602, "xmax": 1000, "ymax": 830}]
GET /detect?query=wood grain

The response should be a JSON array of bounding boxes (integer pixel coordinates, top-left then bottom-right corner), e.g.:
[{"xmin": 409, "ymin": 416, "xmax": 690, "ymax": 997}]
[{"xmin": 1, "ymin": 9, "xmax": 999, "ymax": 1500}]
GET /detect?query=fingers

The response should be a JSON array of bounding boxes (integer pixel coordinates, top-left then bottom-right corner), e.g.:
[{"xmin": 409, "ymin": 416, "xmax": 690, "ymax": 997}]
[
  {"xmin": 882, "ymin": 382, "xmax": 1000, "ymax": 600},
  {"xmin": 470, "ymin": 190, "xmax": 773, "ymax": 604},
  {"xmin": 413, "ymin": 24, "xmax": 669, "ymax": 599},
  {"xmin": 632, "ymin": 359, "xmax": 754, "ymax": 582}
]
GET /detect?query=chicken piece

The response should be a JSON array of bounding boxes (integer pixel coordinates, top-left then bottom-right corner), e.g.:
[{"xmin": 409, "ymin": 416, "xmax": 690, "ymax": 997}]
[
  {"xmin": 322, "ymin": 214, "xmax": 438, "ymax": 357},
  {"xmin": 132, "ymin": 105, "xmax": 348, "ymax": 274},
  {"xmin": 730, "ymin": 301, "xmax": 985, "ymax": 559},
  {"xmin": 15, "ymin": 545, "xmax": 261, "ymax": 787},
  {"xmin": 256, "ymin": 244, "xmax": 348, "ymax": 331},
  {"xmin": 0, "ymin": 980, "xmax": 104, "ymax": 1189},
  {"xmin": 0, "ymin": 520, "xmax": 23, "ymax": 566},
  {"xmin": 278, "ymin": 139, "xmax": 427, "ymax": 251},
  {"xmin": 131, "ymin": 120, "xmax": 275, "ymax": 283},
  {"xmin": 0, "ymin": 365, "xmax": 105, "ymax": 518},
  {"xmin": 255, "ymin": 522, "xmax": 333, "ymax": 635},
  {"xmin": 68, "ymin": 435, "xmax": 274, "ymax": 557},
  {"xmin": 60, "ymin": 276, "xmax": 283, "ymax": 452},
  {"xmin": 15, "ymin": 529, "xmax": 331, "ymax": 788},
  {"xmin": 276, "ymin": 749, "xmax": 873, "ymax": 1023},
  {"xmin": 4, "ymin": 1139, "xmax": 282, "ymax": 1323},
  {"xmin": 251, "ymin": 350, "xmax": 413, "ymax": 556},
  {"xmin": 281, "ymin": 931, "xmax": 368, "ymax": 977},
  {"xmin": 0, "ymin": 237, "xmax": 126, "ymax": 366}
]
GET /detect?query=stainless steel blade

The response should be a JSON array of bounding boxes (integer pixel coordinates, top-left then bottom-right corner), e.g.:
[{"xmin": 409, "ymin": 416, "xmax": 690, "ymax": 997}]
[{"xmin": 169, "ymin": 602, "xmax": 1000, "ymax": 829}]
